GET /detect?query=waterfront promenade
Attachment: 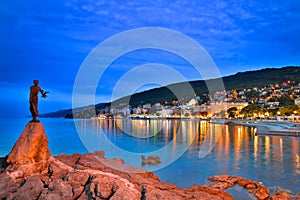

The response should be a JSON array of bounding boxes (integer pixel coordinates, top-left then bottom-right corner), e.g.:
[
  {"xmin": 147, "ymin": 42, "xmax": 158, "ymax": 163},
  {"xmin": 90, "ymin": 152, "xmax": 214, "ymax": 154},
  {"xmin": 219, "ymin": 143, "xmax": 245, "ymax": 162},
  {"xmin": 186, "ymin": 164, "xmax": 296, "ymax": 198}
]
[{"xmin": 219, "ymin": 119, "xmax": 300, "ymax": 137}]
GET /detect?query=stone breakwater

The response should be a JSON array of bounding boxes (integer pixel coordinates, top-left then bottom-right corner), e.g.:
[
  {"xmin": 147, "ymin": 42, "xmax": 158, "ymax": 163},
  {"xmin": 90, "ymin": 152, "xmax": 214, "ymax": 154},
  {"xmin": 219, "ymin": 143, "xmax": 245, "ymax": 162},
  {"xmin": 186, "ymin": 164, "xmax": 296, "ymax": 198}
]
[{"xmin": 0, "ymin": 122, "xmax": 299, "ymax": 199}]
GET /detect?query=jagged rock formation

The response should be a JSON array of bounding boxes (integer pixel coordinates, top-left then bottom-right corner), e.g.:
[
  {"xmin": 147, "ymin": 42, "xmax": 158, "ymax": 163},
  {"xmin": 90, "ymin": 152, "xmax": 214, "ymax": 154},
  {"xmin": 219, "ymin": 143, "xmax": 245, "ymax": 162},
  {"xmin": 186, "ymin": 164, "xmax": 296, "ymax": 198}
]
[
  {"xmin": 0, "ymin": 122, "xmax": 299, "ymax": 199},
  {"xmin": 4, "ymin": 123, "xmax": 50, "ymax": 179},
  {"xmin": 207, "ymin": 175, "xmax": 300, "ymax": 200},
  {"xmin": 7, "ymin": 123, "xmax": 50, "ymax": 165},
  {"xmin": 0, "ymin": 152, "xmax": 234, "ymax": 200}
]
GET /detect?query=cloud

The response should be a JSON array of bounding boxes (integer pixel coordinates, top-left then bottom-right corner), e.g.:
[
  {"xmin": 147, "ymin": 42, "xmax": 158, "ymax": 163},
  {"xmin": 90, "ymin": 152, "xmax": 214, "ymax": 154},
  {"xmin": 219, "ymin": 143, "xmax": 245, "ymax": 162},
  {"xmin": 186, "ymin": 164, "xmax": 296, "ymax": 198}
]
[{"xmin": 1, "ymin": 0, "xmax": 300, "ymax": 113}]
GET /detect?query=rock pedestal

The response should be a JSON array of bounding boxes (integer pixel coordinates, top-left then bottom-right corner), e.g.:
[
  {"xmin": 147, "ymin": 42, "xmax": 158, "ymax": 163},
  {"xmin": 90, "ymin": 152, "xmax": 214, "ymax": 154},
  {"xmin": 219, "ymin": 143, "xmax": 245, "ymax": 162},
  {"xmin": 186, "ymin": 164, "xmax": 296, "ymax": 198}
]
[{"xmin": 7, "ymin": 122, "xmax": 50, "ymax": 165}]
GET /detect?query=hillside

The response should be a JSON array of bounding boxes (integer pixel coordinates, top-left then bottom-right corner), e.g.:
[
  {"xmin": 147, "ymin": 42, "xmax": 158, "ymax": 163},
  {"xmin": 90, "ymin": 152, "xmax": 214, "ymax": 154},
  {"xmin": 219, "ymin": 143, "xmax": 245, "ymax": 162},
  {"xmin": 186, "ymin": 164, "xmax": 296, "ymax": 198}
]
[
  {"xmin": 41, "ymin": 66, "xmax": 300, "ymax": 118},
  {"xmin": 113, "ymin": 66, "xmax": 300, "ymax": 106}
]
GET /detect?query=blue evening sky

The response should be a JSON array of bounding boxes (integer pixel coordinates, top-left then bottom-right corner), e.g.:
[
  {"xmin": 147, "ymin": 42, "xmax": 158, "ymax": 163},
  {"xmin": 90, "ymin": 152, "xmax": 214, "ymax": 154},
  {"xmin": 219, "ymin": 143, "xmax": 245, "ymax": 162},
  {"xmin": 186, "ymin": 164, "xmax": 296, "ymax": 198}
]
[{"xmin": 1, "ymin": 0, "xmax": 300, "ymax": 117}]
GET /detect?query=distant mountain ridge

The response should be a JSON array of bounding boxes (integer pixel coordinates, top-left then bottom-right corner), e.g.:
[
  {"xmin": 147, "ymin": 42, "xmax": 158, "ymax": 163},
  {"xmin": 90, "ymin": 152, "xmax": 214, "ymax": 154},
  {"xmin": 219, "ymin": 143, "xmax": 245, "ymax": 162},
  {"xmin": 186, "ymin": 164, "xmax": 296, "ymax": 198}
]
[{"xmin": 41, "ymin": 66, "xmax": 300, "ymax": 118}]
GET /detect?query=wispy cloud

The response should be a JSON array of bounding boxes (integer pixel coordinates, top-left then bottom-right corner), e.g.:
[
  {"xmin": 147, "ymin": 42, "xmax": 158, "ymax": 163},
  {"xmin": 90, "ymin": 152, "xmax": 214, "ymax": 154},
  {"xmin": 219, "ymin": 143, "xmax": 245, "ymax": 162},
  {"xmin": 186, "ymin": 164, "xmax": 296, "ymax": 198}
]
[{"xmin": 1, "ymin": 0, "xmax": 300, "ymax": 112}]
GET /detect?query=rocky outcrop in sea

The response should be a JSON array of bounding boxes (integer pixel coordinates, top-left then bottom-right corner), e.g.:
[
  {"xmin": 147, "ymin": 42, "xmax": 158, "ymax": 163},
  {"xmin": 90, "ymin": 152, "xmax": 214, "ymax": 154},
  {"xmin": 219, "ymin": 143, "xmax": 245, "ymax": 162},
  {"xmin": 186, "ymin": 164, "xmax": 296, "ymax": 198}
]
[{"xmin": 0, "ymin": 122, "xmax": 299, "ymax": 199}]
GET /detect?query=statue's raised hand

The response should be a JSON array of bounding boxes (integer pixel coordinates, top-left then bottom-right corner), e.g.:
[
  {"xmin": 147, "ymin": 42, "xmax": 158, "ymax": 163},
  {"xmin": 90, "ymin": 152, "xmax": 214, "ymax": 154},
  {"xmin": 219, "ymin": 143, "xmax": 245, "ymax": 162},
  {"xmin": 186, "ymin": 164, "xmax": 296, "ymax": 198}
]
[{"xmin": 42, "ymin": 91, "xmax": 49, "ymax": 98}]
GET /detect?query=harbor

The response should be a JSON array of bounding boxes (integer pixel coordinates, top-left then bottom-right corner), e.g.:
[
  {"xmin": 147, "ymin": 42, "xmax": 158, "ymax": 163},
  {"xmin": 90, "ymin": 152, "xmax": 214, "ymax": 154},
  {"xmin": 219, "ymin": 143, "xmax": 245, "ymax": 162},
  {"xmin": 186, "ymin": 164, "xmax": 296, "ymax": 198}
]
[{"xmin": 215, "ymin": 119, "xmax": 300, "ymax": 137}]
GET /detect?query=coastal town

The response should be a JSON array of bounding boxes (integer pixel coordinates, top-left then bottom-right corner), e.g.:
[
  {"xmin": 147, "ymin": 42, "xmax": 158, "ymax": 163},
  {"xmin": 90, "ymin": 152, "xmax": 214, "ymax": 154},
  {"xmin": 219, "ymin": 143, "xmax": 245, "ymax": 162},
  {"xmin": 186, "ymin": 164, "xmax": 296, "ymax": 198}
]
[{"xmin": 73, "ymin": 80, "xmax": 300, "ymax": 121}]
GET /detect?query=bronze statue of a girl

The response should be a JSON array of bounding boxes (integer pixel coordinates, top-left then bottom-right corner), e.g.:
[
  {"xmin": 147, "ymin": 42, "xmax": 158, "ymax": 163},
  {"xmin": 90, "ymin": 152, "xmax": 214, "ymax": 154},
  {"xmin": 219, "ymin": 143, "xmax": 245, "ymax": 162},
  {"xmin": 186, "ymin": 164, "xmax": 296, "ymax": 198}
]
[{"xmin": 29, "ymin": 80, "xmax": 49, "ymax": 122}]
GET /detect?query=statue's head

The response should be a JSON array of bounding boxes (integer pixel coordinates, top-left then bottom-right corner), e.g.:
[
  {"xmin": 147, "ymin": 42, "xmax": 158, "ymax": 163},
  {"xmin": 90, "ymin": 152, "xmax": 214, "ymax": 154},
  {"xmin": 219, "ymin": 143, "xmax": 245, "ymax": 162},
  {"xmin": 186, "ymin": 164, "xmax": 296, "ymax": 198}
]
[{"xmin": 33, "ymin": 80, "xmax": 39, "ymax": 86}]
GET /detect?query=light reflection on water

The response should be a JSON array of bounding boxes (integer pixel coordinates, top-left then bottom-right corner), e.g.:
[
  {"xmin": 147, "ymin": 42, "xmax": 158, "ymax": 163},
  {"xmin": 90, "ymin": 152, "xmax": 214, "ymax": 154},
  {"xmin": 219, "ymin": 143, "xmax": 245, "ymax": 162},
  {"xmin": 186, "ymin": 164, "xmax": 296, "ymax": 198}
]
[
  {"xmin": 0, "ymin": 118, "xmax": 299, "ymax": 193},
  {"xmin": 75, "ymin": 118, "xmax": 300, "ymax": 192}
]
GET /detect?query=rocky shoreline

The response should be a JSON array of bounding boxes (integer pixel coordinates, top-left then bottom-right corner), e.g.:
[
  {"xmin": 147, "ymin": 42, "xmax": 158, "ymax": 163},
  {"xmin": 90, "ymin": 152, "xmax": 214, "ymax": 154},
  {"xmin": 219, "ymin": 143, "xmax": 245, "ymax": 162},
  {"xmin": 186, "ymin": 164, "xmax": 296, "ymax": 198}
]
[
  {"xmin": 0, "ymin": 122, "xmax": 299, "ymax": 199},
  {"xmin": 0, "ymin": 153, "xmax": 232, "ymax": 200}
]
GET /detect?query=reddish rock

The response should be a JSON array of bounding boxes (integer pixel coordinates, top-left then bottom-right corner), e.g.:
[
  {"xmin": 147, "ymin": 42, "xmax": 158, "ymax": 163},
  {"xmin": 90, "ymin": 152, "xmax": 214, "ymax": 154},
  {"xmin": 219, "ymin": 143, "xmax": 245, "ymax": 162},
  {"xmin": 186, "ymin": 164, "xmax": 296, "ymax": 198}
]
[
  {"xmin": 237, "ymin": 178, "xmax": 255, "ymax": 188},
  {"xmin": 7, "ymin": 175, "xmax": 44, "ymax": 200},
  {"xmin": 270, "ymin": 191, "xmax": 291, "ymax": 200},
  {"xmin": 66, "ymin": 171, "xmax": 89, "ymax": 186},
  {"xmin": 187, "ymin": 185, "xmax": 234, "ymax": 200},
  {"xmin": 141, "ymin": 155, "xmax": 162, "ymax": 165},
  {"xmin": 254, "ymin": 186, "xmax": 270, "ymax": 200},
  {"xmin": 55, "ymin": 153, "xmax": 81, "ymax": 168},
  {"xmin": 145, "ymin": 187, "xmax": 182, "ymax": 200},
  {"xmin": 7, "ymin": 123, "xmax": 50, "ymax": 165},
  {"xmin": 0, "ymin": 176, "xmax": 19, "ymax": 199},
  {"xmin": 208, "ymin": 175, "xmax": 231, "ymax": 182},
  {"xmin": 40, "ymin": 179, "xmax": 73, "ymax": 200},
  {"xmin": 5, "ymin": 161, "xmax": 49, "ymax": 179},
  {"xmin": 3, "ymin": 150, "xmax": 300, "ymax": 200},
  {"xmin": 111, "ymin": 187, "xmax": 140, "ymax": 200},
  {"xmin": 74, "ymin": 172, "xmax": 141, "ymax": 199},
  {"xmin": 245, "ymin": 183, "xmax": 257, "ymax": 190},
  {"xmin": 207, "ymin": 175, "xmax": 240, "ymax": 190},
  {"xmin": 47, "ymin": 159, "xmax": 70, "ymax": 179},
  {"xmin": 64, "ymin": 172, "xmax": 88, "ymax": 199},
  {"xmin": 211, "ymin": 181, "xmax": 230, "ymax": 190},
  {"xmin": 154, "ymin": 181, "xmax": 177, "ymax": 190},
  {"xmin": 72, "ymin": 153, "xmax": 106, "ymax": 171},
  {"xmin": 90, "ymin": 174, "xmax": 119, "ymax": 199},
  {"xmin": 113, "ymin": 157, "xmax": 125, "ymax": 165},
  {"xmin": 93, "ymin": 150, "xmax": 105, "ymax": 158}
]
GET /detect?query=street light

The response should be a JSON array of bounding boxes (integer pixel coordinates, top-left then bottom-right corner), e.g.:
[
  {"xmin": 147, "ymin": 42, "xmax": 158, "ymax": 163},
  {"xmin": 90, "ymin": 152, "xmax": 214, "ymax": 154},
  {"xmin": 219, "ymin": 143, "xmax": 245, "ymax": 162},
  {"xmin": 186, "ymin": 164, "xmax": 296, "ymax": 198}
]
[
  {"xmin": 293, "ymin": 110, "xmax": 298, "ymax": 115},
  {"xmin": 277, "ymin": 111, "xmax": 281, "ymax": 121}
]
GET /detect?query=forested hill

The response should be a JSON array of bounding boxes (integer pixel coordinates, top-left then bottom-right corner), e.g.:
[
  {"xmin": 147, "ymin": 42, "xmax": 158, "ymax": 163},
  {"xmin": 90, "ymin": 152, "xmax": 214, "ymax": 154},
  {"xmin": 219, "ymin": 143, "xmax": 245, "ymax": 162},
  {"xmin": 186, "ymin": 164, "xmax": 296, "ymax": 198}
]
[
  {"xmin": 221, "ymin": 66, "xmax": 300, "ymax": 90},
  {"xmin": 41, "ymin": 66, "xmax": 300, "ymax": 117},
  {"xmin": 113, "ymin": 66, "xmax": 300, "ymax": 106}
]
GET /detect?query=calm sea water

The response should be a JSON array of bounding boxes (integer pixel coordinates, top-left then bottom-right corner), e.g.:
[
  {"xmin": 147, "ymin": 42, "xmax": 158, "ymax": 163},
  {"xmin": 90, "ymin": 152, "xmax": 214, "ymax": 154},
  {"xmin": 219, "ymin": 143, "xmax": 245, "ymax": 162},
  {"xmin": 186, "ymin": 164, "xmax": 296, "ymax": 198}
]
[{"xmin": 0, "ymin": 118, "xmax": 299, "ymax": 195}]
